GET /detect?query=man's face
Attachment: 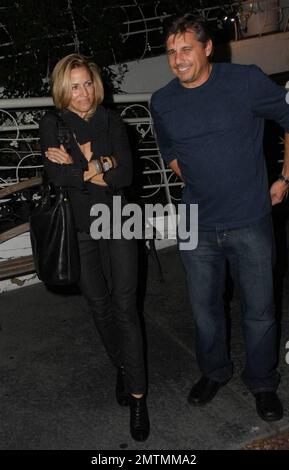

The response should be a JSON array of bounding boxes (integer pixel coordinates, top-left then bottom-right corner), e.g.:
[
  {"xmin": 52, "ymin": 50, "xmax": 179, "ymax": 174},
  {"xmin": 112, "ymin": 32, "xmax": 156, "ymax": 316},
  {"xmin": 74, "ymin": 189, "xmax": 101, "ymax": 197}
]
[{"xmin": 166, "ymin": 30, "xmax": 212, "ymax": 88}]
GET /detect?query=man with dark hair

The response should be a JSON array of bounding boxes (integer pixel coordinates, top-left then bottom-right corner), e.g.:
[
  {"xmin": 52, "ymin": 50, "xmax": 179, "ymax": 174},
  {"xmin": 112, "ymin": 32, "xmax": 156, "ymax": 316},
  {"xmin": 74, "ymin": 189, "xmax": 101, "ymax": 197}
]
[{"xmin": 151, "ymin": 13, "xmax": 289, "ymax": 422}]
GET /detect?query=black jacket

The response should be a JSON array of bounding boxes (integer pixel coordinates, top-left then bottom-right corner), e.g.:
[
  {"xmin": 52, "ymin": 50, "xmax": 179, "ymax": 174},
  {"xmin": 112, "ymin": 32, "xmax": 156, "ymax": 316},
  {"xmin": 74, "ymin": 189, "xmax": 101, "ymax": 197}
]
[{"xmin": 39, "ymin": 106, "xmax": 132, "ymax": 232}]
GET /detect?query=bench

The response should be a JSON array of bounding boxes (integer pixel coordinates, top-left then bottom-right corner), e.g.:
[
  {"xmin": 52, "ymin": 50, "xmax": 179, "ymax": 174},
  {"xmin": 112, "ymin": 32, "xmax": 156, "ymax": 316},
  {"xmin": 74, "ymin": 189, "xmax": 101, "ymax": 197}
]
[
  {"xmin": 0, "ymin": 177, "xmax": 42, "ymax": 280},
  {"xmin": 0, "ymin": 222, "xmax": 36, "ymax": 280},
  {"xmin": 0, "ymin": 255, "xmax": 35, "ymax": 281},
  {"xmin": 0, "ymin": 175, "xmax": 164, "ymax": 282}
]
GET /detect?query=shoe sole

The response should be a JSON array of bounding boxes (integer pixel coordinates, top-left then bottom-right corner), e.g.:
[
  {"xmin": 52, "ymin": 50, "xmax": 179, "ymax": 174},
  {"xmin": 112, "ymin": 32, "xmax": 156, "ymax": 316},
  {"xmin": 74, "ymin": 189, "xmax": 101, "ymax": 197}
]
[
  {"xmin": 131, "ymin": 426, "xmax": 150, "ymax": 442},
  {"xmin": 187, "ymin": 380, "xmax": 229, "ymax": 406},
  {"xmin": 256, "ymin": 408, "xmax": 284, "ymax": 422},
  {"xmin": 187, "ymin": 387, "xmax": 220, "ymax": 406},
  {"xmin": 131, "ymin": 432, "xmax": 150, "ymax": 442}
]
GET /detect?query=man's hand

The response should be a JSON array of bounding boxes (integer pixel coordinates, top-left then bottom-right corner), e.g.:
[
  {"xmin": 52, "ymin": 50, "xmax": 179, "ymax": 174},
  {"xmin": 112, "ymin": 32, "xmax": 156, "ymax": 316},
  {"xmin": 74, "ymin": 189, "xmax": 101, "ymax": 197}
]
[
  {"xmin": 169, "ymin": 159, "xmax": 183, "ymax": 181},
  {"xmin": 45, "ymin": 145, "xmax": 73, "ymax": 164},
  {"xmin": 274, "ymin": 133, "xmax": 289, "ymax": 205},
  {"xmin": 270, "ymin": 179, "xmax": 288, "ymax": 205}
]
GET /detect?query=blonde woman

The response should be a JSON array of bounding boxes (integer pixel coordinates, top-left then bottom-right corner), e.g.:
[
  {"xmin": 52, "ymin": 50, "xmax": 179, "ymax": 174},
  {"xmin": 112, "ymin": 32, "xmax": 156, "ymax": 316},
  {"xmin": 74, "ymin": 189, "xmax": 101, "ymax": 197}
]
[{"xmin": 39, "ymin": 54, "xmax": 149, "ymax": 442}]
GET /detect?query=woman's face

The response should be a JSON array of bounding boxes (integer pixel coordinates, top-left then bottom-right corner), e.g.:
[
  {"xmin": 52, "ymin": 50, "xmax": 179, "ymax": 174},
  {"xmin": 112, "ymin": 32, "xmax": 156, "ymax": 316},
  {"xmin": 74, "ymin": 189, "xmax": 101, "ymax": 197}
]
[{"xmin": 68, "ymin": 66, "xmax": 95, "ymax": 117}]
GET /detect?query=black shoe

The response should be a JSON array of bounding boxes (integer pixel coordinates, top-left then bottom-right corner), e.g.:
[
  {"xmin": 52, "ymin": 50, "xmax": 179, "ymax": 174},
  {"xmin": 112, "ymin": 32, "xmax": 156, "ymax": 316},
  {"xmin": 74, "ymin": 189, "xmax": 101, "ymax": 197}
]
[
  {"xmin": 187, "ymin": 376, "xmax": 227, "ymax": 406},
  {"xmin": 129, "ymin": 395, "xmax": 150, "ymax": 442},
  {"xmin": 255, "ymin": 391, "xmax": 283, "ymax": 422},
  {"xmin": 116, "ymin": 367, "xmax": 129, "ymax": 407}
]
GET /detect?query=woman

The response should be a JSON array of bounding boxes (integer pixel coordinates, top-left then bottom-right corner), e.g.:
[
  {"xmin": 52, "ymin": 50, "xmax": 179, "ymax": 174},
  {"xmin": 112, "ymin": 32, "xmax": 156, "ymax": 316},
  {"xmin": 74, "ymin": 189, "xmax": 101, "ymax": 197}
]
[{"xmin": 39, "ymin": 53, "xmax": 149, "ymax": 442}]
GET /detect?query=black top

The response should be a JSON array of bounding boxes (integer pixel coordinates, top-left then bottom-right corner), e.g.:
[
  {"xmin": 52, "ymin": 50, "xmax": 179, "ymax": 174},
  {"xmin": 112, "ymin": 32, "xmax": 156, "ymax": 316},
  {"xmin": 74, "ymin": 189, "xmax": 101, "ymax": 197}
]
[
  {"xmin": 39, "ymin": 106, "xmax": 132, "ymax": 232},
  {"xmin": 151, "ymin": 63, "xmax": 289, "ymax": 230}
]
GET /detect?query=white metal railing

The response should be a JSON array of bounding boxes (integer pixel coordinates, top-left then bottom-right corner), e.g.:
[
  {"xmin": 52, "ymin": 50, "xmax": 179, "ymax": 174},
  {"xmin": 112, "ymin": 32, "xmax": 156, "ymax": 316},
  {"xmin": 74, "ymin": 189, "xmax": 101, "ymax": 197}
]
[
  {"xmin": 0, "ymin": 95, "xmax": 183, "ymax": 204},
  {"xmin": 110, "ymin": 1, "xmax": 289, "ymax": 44}
]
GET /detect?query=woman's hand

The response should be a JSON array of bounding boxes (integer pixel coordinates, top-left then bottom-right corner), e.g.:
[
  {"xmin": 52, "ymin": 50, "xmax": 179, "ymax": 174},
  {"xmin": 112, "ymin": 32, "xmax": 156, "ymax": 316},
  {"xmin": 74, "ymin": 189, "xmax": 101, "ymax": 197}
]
[
  {"xmin": 90, "ymin": 173, "xmax": 107, "ymax": 186},
  {"xmin": 45, "ymin": 145, "xmax": 73, "ymax": 164}
]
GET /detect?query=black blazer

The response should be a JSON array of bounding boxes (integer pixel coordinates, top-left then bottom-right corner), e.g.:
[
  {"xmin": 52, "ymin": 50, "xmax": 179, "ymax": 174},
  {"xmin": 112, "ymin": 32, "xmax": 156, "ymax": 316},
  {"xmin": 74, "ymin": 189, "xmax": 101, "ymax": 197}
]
[{"xmin": 39, "ymin": 106, "xmax": 132, "ymax": 232}]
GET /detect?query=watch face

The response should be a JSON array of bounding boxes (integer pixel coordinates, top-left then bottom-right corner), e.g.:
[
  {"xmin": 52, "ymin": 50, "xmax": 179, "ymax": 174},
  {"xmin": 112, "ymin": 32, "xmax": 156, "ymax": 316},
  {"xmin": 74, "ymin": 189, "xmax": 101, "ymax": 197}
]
[{"xmin": 102, "ymin": 161, "xmax": 110, "ymax": 172}]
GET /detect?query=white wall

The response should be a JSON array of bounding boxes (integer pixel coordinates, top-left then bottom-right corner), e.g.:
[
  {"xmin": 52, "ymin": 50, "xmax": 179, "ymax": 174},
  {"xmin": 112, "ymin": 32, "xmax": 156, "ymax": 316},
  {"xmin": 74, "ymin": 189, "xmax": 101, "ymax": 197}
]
[
  {"xmin": 280, "ymin": 0, "xmax": 289, "ymax": 30},
  {"xmin": 217, "ymin": 31, "xmax": 289, "ymax": 75}
]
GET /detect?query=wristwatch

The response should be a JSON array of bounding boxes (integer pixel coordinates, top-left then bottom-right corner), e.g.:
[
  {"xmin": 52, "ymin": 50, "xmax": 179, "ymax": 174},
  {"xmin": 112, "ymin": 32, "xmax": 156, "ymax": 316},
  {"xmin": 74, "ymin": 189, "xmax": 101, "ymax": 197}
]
[
  {"xmin": 92, "ymin": 158, "xmax": 103, "ymax": 175},
  {"xmin": 278, "ymin": 174, "xmax": 289, "ymax": 185}
]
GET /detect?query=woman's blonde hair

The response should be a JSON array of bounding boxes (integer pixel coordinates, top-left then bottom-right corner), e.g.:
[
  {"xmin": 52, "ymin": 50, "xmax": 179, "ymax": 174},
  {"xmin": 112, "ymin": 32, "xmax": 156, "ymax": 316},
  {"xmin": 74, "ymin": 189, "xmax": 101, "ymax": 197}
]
[{"xmin": 51, "ymin": 53, "xmax": 104, "ymax": 119}]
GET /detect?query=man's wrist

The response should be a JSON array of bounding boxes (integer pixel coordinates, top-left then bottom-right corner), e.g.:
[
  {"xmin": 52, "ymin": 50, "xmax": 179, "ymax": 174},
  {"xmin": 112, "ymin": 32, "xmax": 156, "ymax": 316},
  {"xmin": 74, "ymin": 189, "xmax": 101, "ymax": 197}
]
[{"xmin": 278, "ymin": 174, "xmax": 289, "ymax": 185}]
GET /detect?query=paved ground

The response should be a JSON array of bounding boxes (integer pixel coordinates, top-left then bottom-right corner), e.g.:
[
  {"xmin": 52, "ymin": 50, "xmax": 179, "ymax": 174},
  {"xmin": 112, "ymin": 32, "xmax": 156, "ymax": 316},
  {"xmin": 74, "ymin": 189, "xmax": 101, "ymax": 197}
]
[{"xmin": 0, "ymin": 242, "xmax": 289, "ymax": 450}]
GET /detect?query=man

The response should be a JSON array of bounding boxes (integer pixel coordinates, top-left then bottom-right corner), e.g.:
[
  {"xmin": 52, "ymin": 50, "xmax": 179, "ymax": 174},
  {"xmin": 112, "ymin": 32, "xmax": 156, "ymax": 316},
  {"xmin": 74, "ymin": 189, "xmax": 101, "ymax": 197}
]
[{"xmin": 150, "ymin": 14, "xmax": 289, "ymax": 422}]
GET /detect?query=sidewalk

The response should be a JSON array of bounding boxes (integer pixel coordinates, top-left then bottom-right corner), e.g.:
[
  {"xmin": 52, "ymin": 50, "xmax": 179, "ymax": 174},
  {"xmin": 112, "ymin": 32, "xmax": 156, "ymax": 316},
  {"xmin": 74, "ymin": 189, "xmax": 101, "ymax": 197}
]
[{"xmin": 0, "ymin": 245, "xmax": 288, "ymax": 450}]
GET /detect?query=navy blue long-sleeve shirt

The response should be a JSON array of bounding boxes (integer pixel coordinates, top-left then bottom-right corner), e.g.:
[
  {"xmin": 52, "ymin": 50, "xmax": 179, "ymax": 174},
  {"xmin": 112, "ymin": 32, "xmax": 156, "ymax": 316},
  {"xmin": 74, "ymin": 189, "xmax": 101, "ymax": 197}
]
[{"xmin": 150, "ymin": 63, "xmax": 289, "ymax": 229}]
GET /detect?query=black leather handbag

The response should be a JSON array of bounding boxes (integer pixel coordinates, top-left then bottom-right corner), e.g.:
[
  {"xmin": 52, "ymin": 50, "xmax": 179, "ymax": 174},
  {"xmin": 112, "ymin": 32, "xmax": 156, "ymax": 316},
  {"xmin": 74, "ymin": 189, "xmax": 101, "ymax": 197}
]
[{"xmin": 29, "ymin": 113, "xmax": 80, "ymax": 285}]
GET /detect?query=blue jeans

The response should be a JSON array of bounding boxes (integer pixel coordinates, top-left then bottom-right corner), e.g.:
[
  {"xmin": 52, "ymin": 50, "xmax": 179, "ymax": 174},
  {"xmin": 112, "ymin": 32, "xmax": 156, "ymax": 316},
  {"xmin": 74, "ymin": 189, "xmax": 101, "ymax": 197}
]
[{"xmin": 180, "ymin": 215, "xmax": 280, "ymax": 393}]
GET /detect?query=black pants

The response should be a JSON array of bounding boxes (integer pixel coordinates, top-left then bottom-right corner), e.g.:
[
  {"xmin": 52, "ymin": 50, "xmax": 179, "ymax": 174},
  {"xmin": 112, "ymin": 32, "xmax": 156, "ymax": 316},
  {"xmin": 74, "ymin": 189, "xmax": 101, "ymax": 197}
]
[{"xmin": 78, "ymin": 232, "xmax": 146, "ymax": 394}]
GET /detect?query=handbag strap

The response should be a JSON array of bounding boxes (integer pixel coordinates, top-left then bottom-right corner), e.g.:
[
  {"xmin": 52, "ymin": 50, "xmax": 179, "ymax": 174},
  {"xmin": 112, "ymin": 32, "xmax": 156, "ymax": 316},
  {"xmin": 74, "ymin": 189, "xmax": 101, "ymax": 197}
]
[
  {"xmin": 106, "ymin": 109, "xmax": 113, "ymax": 155},
  {"xmin": 55, "ymin": 111, "xmax": 72, "ymax": 153},
  {"xmin": 41, "ymin": 111, "xmax": 71, "ymax": 198}
]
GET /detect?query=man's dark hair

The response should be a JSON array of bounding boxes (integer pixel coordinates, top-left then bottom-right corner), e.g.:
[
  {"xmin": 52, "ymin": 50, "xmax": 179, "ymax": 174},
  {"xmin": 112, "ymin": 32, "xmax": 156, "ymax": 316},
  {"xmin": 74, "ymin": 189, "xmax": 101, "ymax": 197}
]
[{"xmin": 164, "ymin": 14, "xmax": 212, "ymax": 47}]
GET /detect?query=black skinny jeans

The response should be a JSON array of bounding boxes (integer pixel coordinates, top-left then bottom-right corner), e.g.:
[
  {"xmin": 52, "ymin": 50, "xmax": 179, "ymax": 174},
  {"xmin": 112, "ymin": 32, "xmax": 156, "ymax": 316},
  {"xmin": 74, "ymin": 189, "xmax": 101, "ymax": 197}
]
[{"xmin": 77, "ymin": 232, "xmax": 146, "ymax": 394}]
